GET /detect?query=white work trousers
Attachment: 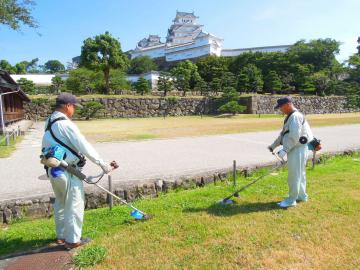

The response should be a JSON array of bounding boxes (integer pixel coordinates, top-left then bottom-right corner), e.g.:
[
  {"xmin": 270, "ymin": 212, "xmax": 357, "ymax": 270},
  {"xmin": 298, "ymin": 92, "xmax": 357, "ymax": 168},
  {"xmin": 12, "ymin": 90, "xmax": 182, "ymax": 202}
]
[
  {"xmin": 49, "ymin": 170, "xmax": 85, "ymax": 244},
  {"xmin": 286, "ymin": 144, "xmax": 309, "ymax": 203}
]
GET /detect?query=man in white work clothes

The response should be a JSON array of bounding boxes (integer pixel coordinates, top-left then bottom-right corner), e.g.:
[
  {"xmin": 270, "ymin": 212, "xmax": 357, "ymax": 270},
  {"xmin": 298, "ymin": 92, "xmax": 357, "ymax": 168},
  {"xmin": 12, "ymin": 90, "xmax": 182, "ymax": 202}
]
[
  {"xmin": 41, "ymin": 93, "xmax": 114, "ymax": 249},
  {"xmin": 268, "ymin": 97, "xmax": 314, "ymax": 208}
]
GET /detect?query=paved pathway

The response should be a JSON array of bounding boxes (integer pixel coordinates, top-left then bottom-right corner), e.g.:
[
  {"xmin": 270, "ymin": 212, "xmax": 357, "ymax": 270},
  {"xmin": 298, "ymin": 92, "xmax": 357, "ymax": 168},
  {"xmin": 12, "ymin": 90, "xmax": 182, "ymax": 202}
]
[{"xmin": 1, "ymin": 122, "xmax": 360, "ymax": 202}]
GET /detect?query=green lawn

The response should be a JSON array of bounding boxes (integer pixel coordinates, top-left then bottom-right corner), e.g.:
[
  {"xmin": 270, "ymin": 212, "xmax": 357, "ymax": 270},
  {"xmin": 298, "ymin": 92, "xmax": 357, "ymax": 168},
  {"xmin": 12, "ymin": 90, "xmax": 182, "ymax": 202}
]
[
  {"xmin": 0, "ymin": 135, "xmax": 23, "ymax": 158},
  {"xmin": 1, "ymin": 153, "xmax": 360, "ymax": 269}
]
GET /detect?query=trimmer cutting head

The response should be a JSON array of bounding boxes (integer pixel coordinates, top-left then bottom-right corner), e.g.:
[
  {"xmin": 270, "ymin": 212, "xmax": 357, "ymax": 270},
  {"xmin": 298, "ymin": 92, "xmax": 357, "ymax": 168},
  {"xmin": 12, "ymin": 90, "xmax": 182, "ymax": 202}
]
[
  {"xmin": 218, "ymin": 199, "xmax": 235, "ymax": 205},
  {"xmin": 130, "ymin": 210, "xmax": 153, "ymax": 220}
]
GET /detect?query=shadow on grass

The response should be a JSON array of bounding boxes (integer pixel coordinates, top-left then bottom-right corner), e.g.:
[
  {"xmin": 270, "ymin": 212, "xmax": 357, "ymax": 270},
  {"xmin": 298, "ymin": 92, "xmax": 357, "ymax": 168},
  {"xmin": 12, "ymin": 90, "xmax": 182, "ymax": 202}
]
[
  {"xmin": 184, "ymin": 201, "xmax": 283, "ymax": 217},
  {"xmin": 0, "ymin": 237, "xmax": 56, "ymax": 259}
]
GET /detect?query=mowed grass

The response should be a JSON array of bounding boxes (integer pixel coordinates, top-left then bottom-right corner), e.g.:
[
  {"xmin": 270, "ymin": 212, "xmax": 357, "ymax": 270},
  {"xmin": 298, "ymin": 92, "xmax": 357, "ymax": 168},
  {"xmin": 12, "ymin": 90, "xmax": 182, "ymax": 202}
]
[
  {"xmin": 75, "ymin": 113, "xmax": 360, "ymax": 142},
  {"xmin": 1, "ymin": 153, "xmax": 360, "ymax": 269}
]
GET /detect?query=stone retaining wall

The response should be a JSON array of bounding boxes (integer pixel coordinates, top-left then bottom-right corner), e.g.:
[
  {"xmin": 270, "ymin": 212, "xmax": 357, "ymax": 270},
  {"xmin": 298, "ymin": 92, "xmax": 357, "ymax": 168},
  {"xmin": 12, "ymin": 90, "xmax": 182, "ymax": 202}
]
[
  {"xmin": 25, "ymin": 97, "xmax": 218, "ymax": 120},
  {"xmin": 245, "ymin": 95, "xmax": 358, "ymax": 114},
  {"xmin": 24, "ymin": 95, "xmax": 358, "ymax": 120}
]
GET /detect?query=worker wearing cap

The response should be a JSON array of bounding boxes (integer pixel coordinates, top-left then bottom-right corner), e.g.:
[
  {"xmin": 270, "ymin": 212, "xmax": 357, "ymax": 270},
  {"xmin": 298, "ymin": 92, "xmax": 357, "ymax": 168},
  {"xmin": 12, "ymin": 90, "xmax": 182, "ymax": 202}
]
[
  {"xmin": 41, "ymin": 93, "xmax": 114, "ymax": 249},
  {"xmin": 268, "ymin": 97, "xmax": 314, "ymax": 208}
]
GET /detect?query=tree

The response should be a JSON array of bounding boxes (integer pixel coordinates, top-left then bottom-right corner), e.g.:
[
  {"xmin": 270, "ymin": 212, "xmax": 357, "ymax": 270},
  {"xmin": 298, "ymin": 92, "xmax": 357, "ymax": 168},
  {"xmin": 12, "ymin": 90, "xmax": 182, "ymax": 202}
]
[
  {"xmin": 108, "ymin": 69, "xmax": 131, "ymax": 92},
  {"xmin": 209, "ymin": 78, "xmax": 222, "ymax": 95},
  {"xmin": 80, "ymin": 31, "xmax": 129, "ymax": 94},
  {"xmin": 0, "ymin": 60, "xmax": 16, "ymax": 73},
  {"xmin": 17, "ymin": 78, "xmax": 35, "ymax": 94},
  {"xmin": 357, "ymin": 37, "xmax": 360, "ymax": 55},
  {"xmin": 243, "ymin": 64, "xmax": 263, "ymax": 92},
  {"xmin": 194, "ymin": 78, "xmax": 208, "ymax": 95},
  {"xmin": 65, "ymin": 68, "xmax": 103, "ymax": 94},
  {"xmin": 134, "ymin": 77, "xmax": 150, "ymax": 95},
  {"xmin": 218, "ymin": 87, "xmax": 246, "ymax": 115},
  {"xmin": 218, "ymin": 101, "xmax": 246, "ymax": 115},
  {"xmin": 311, "ymin": 71, "xmax": 330, "ymax": 96},
  {"xmin": 287, "ymin": 38, "xmax": 340, "ymax": 72},
  {"xmin": 44, "ymin": 60, "xmax": 65, "ymax": 73},
  {"xmin": 157, "ymin": 72, "xmax": 173, "ymax": 96},
  {"xmin": 264, "ymin": 71, "xmax": 282, "ymax": 93},
  {"xmin": 171, "ymin": 60, "xmax": 201, "ymax": 96},
  {"xmin": 220, "ymin": 71, "xmax": 237, "ymax": 89},
  {"xmin": 196, "ymin": 56, "xmax": 230, "ymax": 82},
  {"xmin": 78, "ymin": 101, "xmax": 104, "ymax": 120},
  {"xmin": 0, "ymin": 0, "xmax": 38, "ymax": 31},
  {"xmin": 128, "ymin": 56, "xmax": 157, "ymax": 74},
  {"xmin": 300, "ymin": 76, "xmax": 315, "ymax": 95},
  {"xmin": 51, "ymin": 75, "xmax": 64, "ymax": 94},
  {"xmin": 236, "ymin": 71, "xmax": 250, "ymax": 92}
]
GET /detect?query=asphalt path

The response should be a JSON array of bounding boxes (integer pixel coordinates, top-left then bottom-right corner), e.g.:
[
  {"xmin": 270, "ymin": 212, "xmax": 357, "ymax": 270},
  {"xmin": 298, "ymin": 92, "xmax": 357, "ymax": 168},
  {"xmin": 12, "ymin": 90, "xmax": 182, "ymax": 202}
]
[{"xmin": 1, "ymin": 122, "xmax": 359, "ymax": 202}]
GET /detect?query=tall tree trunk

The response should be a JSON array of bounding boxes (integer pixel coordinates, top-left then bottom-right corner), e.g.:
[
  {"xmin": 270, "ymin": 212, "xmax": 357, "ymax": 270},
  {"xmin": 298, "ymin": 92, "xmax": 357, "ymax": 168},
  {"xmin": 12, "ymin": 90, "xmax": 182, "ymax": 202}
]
[{"xmin": 103, "ymin": 68, "xmax": 110, "ymax": 94}]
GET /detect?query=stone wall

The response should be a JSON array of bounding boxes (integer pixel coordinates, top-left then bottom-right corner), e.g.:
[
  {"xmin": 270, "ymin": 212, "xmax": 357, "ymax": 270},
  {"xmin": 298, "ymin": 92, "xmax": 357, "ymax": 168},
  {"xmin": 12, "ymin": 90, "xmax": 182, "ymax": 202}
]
[
  {"xmin": 244, "ymin": 95, "xmax": 358, "ymax": 114},
  {"xmin": 24, "ymin": 97, "xmax": 218, "ymax": 120},
  {"xmin": 25, "ymin": 95, "xmax": 358, "ymax": 120}
]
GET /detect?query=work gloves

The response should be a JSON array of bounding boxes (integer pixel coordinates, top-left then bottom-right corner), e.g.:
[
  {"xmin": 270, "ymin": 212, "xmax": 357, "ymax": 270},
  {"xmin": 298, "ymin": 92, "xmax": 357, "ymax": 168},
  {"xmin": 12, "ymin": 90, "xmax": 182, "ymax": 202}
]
[{"xmin": 277, "ymin": 149, "xmax": 287, "ymax": 159}]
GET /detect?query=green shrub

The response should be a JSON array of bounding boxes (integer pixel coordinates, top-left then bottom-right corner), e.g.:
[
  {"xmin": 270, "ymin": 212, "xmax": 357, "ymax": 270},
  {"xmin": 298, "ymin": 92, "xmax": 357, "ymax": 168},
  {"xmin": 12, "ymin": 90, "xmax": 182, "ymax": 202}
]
[
  {"xmin": 218, "ymin": 101, "xmax": 246, "ymax": 115},
  {"xmin": 78, "ymin": 101, "xmax": 104, "ymax": 120}
]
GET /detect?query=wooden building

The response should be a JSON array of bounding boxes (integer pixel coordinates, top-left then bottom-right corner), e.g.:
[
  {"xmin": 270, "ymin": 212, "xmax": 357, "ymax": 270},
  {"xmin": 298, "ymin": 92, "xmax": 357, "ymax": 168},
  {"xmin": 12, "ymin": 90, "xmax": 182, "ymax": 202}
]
[{"xmin": 0, "ymin": 70, "xmax": 30, "ymax": 131}]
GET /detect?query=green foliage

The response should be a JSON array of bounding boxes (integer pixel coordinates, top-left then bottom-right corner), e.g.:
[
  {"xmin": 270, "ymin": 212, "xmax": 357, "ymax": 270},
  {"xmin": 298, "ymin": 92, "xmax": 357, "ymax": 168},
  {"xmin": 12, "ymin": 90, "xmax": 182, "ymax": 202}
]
[
  {"xmin": 218, "ymin": 101, "xmax": 246, "ymax": 115},
  {"xmin": 209, "ymin": 78, "xmax": 222, "ymax": 94},
  {"xmin": 108, "ymin": 69, "xmax": 131, "ymax": 92},
  {"xmin": 287, "ymin": 38, "xmax": 340, "ymax": 72},
  {"xmin": 311, "ymin": 71, "xmax": 330, "ymax": 96},
  {"xmin": 194, "ymin": 78, "xmax": 208, "ymax": 95},
  {"xmin": 217, "ymin": 87, "xmax": 245, "ymax": 115},
  {"xmin": 72, "ymin": 246, "xmax": 107, "ymax": 269},
  {"xmin": 171, "ymin": 60, "xmax": 201, "ymax": 95},
  {"xmin": 128, "ymin": 56, "xmax": 157, "ymax": 74},
  {"xmin": 0, "ymin": 60, "xmax": 16, "ymax": 73},
  {"xmin": 78, "ymin": 101, "xmax": 104, "ymax": 120},
  {"xmin": 44, "ymin": 60, "xmax": 65, "ymax": 73},
  {"xmin": 16, "ymin": 77, "xmax": 36, "ymax": 94},
  {"xmin": 65, "ymin": 68, "xmax": 103, "ymax": 94},
  {"xmin": 134, "ymin": 77, "xmax": 151, "ymax": 95},
  {"xmin": 157, "ymin": 72, "xmax": 173, "ymax": 96},
  {"xmin": 221, "ymin": 87, "xmax": 240, "ymax": 103},
  {"xmin": 51, "ymin": 75, "xmax": 64, "ymax": 94},
  {"xmin": 80, "ymin": 31, "xmax": 129, "ymax": 94},
  {"xmin": 300, "ymin": 76, "xmax": 316, "ymax": 95},
  {"xmin": 0, "ymin": 0, "xmax": 38, "ymax": 30},
  {"xmin": 264, "ymin": 71, "xmax": 282, "ymax": 93},
  {"xmin": 236, "ymin": 71, "xmax": 250, "ymax": 92},
  {"xmin": 196, "ymin": 56, "xmax": 230, "ymax": 82},
  {"xmin": 220, "ymin": 71, "xmax": 236, "ymax": 89},
  {"xmin": 244, "ymin": 64, "xmax": 263, "ymax": 92}
]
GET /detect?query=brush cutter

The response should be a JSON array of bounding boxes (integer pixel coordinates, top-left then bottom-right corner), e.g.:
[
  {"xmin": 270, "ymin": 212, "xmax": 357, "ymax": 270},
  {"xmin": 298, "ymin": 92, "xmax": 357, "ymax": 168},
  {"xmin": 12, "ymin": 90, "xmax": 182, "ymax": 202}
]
[
  {"xmin": 218, "ymin": 153, "xmax": 287, "ymax": 205},
  {"xmin": 41, "ymin": 154, "xmax": 151, "ymax": 220}
]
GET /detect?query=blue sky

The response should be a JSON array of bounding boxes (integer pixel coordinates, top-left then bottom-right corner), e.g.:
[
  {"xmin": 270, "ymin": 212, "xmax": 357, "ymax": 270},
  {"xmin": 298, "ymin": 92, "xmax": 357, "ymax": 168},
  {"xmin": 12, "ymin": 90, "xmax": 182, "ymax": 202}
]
[{"xmin": 1, "ymin": 0, "xmax": 359, "ymax": 66}]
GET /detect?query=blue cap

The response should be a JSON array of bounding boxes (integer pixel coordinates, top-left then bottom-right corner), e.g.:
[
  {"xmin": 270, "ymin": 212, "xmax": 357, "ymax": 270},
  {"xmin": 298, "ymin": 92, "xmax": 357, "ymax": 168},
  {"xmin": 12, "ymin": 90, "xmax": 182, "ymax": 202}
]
[{"xmin": 274, "ymin": 97, "xmax": 292, "ymax": 109}]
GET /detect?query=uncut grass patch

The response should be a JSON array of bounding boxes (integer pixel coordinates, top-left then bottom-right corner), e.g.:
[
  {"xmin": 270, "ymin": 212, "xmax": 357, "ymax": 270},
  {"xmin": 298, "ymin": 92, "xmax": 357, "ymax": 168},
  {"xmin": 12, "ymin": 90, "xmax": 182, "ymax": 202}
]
[
  {"xmin": 0, "ymin": 135, "xmax": 23, "ymax": 158},
  {"xmin": 1, "ymin": 153, "xmax": 360, "ymax": 269}
]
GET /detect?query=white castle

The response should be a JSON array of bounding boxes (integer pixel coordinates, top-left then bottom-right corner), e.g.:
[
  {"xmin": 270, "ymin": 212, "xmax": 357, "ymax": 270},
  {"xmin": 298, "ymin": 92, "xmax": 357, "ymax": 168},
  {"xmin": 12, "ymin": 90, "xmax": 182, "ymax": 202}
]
[{"xmin": 130, "ymin": 11, "xmax": 290, "ymax": 62}]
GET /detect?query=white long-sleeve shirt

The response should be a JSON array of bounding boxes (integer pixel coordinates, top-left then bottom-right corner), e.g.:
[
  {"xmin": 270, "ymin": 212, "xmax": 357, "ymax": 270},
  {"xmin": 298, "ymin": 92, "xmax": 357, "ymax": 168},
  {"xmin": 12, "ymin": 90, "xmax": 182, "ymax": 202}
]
[
  {"xmin": 41, "ymin": 111, "xmax": 107, "ymax": 168},
  {"xmin": 270, "ymin": 110, "xmax": 314, "ymax": 153}
]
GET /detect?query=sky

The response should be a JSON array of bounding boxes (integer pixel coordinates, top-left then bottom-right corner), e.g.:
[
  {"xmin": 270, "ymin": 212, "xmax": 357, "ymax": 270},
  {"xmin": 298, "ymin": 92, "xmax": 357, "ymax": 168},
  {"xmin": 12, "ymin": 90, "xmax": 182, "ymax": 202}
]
[{"xmin": 0, "ymin": 0, "xmax": 359, "ymax": 66}]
